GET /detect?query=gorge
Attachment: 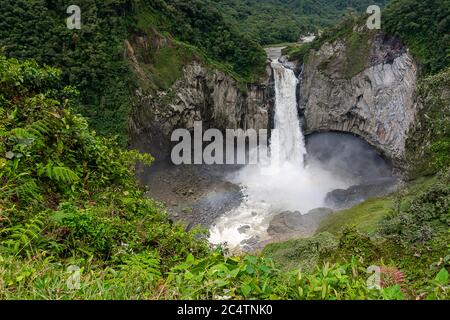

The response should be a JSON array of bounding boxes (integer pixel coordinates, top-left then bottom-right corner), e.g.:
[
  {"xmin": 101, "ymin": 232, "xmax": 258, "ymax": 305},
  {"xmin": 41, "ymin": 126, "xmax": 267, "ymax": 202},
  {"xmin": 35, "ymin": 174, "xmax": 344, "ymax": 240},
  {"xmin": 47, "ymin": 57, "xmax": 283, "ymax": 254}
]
[
  {"xmin": 2, "ymin": 0, "xmax": 449, "ymax": 300},
  {"xmin": 130, "ymin": 28, "xmax": 419, "ymax": 169},
  {"xmin": 138, "ymin": 46, "xmax": 399, "ymax": 250}
]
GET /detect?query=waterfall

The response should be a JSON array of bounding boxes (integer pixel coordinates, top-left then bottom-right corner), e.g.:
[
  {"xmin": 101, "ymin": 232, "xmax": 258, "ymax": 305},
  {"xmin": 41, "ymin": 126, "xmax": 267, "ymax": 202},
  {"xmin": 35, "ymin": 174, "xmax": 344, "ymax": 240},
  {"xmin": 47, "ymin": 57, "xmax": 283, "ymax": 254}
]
[
  {"xmin": 270, "ymin": 62, "xmax": 306, "ymax": 167},
  {"xmin": 209, "ymin": 59, "xmax": 351, "ymax": 250}
]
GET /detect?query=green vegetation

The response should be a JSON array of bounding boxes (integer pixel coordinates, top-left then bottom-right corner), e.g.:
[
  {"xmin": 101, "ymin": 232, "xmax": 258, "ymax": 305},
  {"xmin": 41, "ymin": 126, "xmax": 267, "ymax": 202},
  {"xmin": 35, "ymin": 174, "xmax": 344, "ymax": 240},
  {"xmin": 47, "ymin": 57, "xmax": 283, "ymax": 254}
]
[
  {"xmin": 0, "ymin": 0, "xmax": 134, "ymax": 144},
  {"xmin": 132, "ymin": 33, "xmax": 199, "ymax": 92},
  {"xmin": 285, "ymin": 0, "xmax": 450, "ymax": 77},
  {"xmin": 208, "ymin": 0, "xmax": 388, "ymax": 45},
  {"xmin": 141, "ymin": 0, "xmax": 267, "ymax": 81},
  {"xmin": 317, "ymin": 176, "xmax": 437, "ymax": 235},
  {"xmin": 391, "ymin": 1, "xmax": 450, "ymax": 176},
  {"xmin": 1, "ymin": 0, "xmax": 449, "ymax": 301},
  {"xmin": 0, "ymin": 0, "xmax": 268, "ymax": 143},
  {"xmin": 283, "ymin": 11, "xmax": 371, "ymax": 67},
  {"xmin": 265, "ymin": 171, "xmax": 450, "ymax": 298},
  {"xmin": 268, "ymin": 3, "xmax": 450, "ymax": 295},
  {"xmin": 341, "ymin": 29, "xmax": 375, "ymax": 78},
  {"xmin": 379, "ymin": 171, "xmax": 450, "ymax": 246},
  {"xmin": 384, "ymin": 0, "xmax": 450, "ymax": 75},
  {"xmin": 263, "ymin": 232, "xmax": 338, "ymax": 272},
  {"xmin": 1, "ymin": 56, "xmax": 448, "ymax": 300},
  {"xmin": 406, "ymin": 67, "xmax": 450, "ymax": 176},
  {"xmin": 0, "ymin": 55, "xmax": 208, "ymax": 297},
  {"xmin": 281, "ymin": 0, "xmax": 450, "ymax": 179},
  {"xmin": 318, "ymin": 197, "xmax": 394, "ymax": 235}
]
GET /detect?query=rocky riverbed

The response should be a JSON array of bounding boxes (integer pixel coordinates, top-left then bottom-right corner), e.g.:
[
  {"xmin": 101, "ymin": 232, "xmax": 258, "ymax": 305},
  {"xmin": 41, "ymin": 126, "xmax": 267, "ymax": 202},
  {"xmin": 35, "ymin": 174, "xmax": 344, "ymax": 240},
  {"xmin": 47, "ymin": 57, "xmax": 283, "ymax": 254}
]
[{"xmin": 139, "ymin": 161, "xmax": 244, "ymax": 229}]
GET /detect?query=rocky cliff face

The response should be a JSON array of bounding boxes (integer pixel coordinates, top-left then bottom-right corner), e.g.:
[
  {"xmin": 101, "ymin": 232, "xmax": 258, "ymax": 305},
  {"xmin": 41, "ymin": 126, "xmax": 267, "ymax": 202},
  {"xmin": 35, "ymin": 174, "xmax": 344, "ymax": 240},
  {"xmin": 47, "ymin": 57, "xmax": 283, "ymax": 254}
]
[
  {"xmin": 127, "ymin": 30, "xmax": 420, "ymax": 166},
  {"xmin": 126, "ymin": 36, "xmax": 274, "ymax": 160},
  {"xmin": 299, "ymin": 32, "xmax": 419, "ymax": 164}
]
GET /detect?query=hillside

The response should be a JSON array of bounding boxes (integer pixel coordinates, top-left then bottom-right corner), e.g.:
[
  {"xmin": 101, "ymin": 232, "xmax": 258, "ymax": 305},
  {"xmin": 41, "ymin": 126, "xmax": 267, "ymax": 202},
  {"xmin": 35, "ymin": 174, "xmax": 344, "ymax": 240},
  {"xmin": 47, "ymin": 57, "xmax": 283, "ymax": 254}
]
[
  {"xmin": 1, "ymin": 56, "xmax": 448, "ymax": 299},
  {"xmin": 0, "ymin": 0, "xmax": 266, "ymax": 143},
  {"xmin": 0, "ymin": 0, "xmax": 449, "ymax": 301},
  {"xmin": 208, "ymin": 0, "xmax": 389, "ymax": 44}
]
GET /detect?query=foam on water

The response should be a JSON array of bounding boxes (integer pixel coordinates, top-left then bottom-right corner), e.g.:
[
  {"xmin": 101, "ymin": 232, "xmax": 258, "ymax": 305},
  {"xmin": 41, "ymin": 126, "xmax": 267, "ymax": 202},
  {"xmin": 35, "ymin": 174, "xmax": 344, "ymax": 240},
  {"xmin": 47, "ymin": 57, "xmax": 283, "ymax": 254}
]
[{"xmin": 209, "ymin": 62, "xmax": 353, "ymax": 249}]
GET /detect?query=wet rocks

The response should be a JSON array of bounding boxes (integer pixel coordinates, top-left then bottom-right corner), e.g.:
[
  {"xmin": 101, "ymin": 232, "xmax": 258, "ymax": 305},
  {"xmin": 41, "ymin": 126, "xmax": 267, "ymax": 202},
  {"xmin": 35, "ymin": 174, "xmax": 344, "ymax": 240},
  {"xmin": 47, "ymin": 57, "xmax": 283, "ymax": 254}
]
[
  {"xmin": 191, "ymin": 183, "xmax": 243, "ymax": 228},
  {"xmin": 240, "ymin": 236, "xmax": 261, "ymax": 252},
  {"xmin": 267, "ymin": 208, "xmax": 334, "ymax": 241},
  {"xmin": 325, "ymin": 177, "xmax": 398, "ymax": 209},
  {"xmin": 238, "ymin": 225, "xmax": 251, "ymax": 234}
]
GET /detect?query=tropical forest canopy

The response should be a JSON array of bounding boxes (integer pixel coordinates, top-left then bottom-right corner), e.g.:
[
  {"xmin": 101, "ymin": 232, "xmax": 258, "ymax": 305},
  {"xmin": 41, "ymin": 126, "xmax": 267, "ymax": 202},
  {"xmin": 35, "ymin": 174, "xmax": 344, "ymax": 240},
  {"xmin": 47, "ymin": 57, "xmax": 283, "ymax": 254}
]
[{"xmin": 208, "ymin": 0, "xmax": 389, "ymax": 44}]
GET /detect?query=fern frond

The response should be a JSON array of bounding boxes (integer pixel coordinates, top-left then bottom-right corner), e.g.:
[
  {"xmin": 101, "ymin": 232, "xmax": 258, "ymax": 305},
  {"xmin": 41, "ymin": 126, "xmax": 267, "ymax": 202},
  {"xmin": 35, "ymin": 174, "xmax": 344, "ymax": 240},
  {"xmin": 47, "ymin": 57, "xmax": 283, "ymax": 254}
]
[
  {"xmin": 1, "ymin": 175, "xmax": 41, "ymax": 201},
  {"xmin": 10, "ymin": 127, "xmax": 35, "ymax": 139},
  {"xmin": 15, "ymin": 179, "xmax": 41, "ymax": 199},
  {"xmin": 46, "ymin": 165, "xmax": 79, "ymax": 184},
  {"xmin": 27, "ymin": 119, "xmax": 53, "ymax": 136},
  {"xmin": 1, "ymin": 211, "xmax": 48, "ymax": 257}
]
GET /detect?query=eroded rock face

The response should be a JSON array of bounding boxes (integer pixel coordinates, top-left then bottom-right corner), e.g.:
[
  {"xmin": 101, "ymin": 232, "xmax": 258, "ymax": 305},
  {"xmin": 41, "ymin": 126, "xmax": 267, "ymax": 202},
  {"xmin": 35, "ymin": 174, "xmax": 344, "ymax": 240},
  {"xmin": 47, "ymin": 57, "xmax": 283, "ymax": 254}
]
[
  {"xmin": 129, "ymin": 60, "xmax": 274, "ymax": 160},
  {"xmin": 299, "ymin": 33, "xmax": 419, "ymax": 164}
]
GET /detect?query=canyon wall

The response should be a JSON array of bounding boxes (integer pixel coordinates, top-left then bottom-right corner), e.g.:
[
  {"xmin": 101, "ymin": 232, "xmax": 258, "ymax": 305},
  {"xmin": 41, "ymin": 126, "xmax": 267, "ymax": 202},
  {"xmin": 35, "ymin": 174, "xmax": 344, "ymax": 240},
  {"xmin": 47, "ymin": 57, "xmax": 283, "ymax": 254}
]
[
  {"xmin": 126, "ymin": 35, "xmax": 274, "ymax": 160},
  {"xmin": 298, "ymin": 32, "xmax": 419, "ymax": 164},
  {"xmin": 127, "ymin": 30, "xmax": 420, "ymax": 166}
]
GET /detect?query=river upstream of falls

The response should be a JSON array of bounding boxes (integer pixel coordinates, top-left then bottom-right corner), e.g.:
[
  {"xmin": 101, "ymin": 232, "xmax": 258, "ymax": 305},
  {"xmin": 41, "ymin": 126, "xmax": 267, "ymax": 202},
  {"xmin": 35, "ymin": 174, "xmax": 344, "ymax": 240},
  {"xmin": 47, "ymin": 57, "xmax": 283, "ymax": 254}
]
[{"xmin": 140, "ymin": 59, "xmax": 398, "ymax": 253}]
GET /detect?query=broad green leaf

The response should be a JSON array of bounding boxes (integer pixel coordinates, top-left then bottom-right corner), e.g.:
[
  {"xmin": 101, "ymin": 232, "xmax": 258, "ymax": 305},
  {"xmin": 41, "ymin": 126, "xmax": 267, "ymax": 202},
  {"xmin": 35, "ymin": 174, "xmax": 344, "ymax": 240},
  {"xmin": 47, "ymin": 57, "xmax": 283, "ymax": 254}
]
[{"xmin": 435, "ymin": 268, "xmax": 449, "ymax": 285}]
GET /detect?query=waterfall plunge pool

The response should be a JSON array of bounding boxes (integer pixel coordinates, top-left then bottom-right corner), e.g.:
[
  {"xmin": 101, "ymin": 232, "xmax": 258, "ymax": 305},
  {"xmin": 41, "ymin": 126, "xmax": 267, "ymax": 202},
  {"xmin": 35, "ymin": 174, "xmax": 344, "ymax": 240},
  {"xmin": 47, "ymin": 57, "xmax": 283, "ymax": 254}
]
[{"xmin": 139, "ymin": 62, "xmax": 398, "ymax": 252}]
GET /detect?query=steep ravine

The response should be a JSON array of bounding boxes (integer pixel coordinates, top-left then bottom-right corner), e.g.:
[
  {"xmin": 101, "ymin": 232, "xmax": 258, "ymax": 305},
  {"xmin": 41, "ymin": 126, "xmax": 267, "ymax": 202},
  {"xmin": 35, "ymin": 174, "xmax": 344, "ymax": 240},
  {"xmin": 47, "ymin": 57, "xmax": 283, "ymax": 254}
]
[
  {"xmin": 127, "ymin": 31, "xmax": 420, "ymax": 169},
  {"xmin": 127, "ymin": 30, "xmax": 420, "ymax": 247}
]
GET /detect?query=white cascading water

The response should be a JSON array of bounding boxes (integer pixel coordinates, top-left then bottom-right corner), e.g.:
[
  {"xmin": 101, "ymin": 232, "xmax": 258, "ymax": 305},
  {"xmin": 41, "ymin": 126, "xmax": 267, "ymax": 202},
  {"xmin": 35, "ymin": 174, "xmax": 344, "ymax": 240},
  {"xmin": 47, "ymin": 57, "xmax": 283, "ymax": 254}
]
[
  {"xmin": 270, "ymin": 61, "xmax": 306, "ymax": 167},
  {"xmin": 209, "ymin": 61, "xmax": 351, "ymax": 250}
]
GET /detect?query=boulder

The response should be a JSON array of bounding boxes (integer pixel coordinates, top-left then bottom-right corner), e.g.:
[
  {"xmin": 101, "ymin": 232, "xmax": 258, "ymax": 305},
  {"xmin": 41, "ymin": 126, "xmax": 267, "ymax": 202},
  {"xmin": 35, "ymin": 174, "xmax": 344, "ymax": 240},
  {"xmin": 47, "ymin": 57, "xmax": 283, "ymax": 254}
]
[
  {"xmin": 325, "ymin": 177, "xmax": 398, "ymax": 209},
  {"xmin": 267, "ymin": 208, "xmax": 334, "ymax": 239}
]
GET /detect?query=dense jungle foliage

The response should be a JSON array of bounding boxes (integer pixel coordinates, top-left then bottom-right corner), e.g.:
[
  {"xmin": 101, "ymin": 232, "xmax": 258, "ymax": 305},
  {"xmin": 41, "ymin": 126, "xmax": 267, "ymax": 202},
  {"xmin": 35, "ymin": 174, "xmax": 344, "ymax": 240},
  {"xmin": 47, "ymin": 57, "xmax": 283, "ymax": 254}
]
[
  {"xmin": 0, "ymin": 0, "xmax": 134, "ymax": 144},
  {"xmin": 143, "ymin": 0, "xmax": 267, "ymax": 80},
  {"xmin": 0, "ymin": 55, "xmax": 448, "ymax": 300},
  {"xmin": 0, "ymin": 0, "xmax": 449, "ymax": 300},
  {"xmin": 384, "ymin": 0, "xmax": 450, "ymax": 75},
  {"xmin": 209, "ymin": 0, "xmax": 388, "ymax": 45},
  {"xmin": 0, "ymin": 0, "xmax": 267, "ymax": 142}
]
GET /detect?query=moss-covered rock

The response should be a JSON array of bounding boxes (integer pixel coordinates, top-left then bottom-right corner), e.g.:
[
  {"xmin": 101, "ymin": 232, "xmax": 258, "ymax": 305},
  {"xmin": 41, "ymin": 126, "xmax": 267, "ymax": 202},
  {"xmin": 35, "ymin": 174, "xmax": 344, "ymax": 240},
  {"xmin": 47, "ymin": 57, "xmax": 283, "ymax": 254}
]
[{"xmin": 405, "ymin": 67, "xmax": 450, "ymax": 177}]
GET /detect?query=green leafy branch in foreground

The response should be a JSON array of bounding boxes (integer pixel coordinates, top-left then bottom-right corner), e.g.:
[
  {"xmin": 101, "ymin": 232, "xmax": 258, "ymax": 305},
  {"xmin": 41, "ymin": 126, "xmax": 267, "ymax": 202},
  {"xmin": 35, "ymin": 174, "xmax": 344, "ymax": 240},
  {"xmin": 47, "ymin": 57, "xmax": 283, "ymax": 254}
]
[{"xmin": 0, "ymin": 54, "xmax": 208, "ymax": 267}]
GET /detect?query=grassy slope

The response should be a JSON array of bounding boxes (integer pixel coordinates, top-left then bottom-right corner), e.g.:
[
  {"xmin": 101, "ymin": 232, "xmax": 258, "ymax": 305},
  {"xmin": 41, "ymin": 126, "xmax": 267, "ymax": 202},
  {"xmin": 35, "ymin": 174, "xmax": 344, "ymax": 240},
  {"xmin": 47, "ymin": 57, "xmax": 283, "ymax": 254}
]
[
  {"xmin": 317, "ymin": 177, "xmax": 437, "ymax": 235},
  {"xmin": 262, "ymin": 232, "xmax": 338, "ymax": 271},
  {"xmin": 318, "ymin": 197, "xmax": 393, "ymax": 235}
]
